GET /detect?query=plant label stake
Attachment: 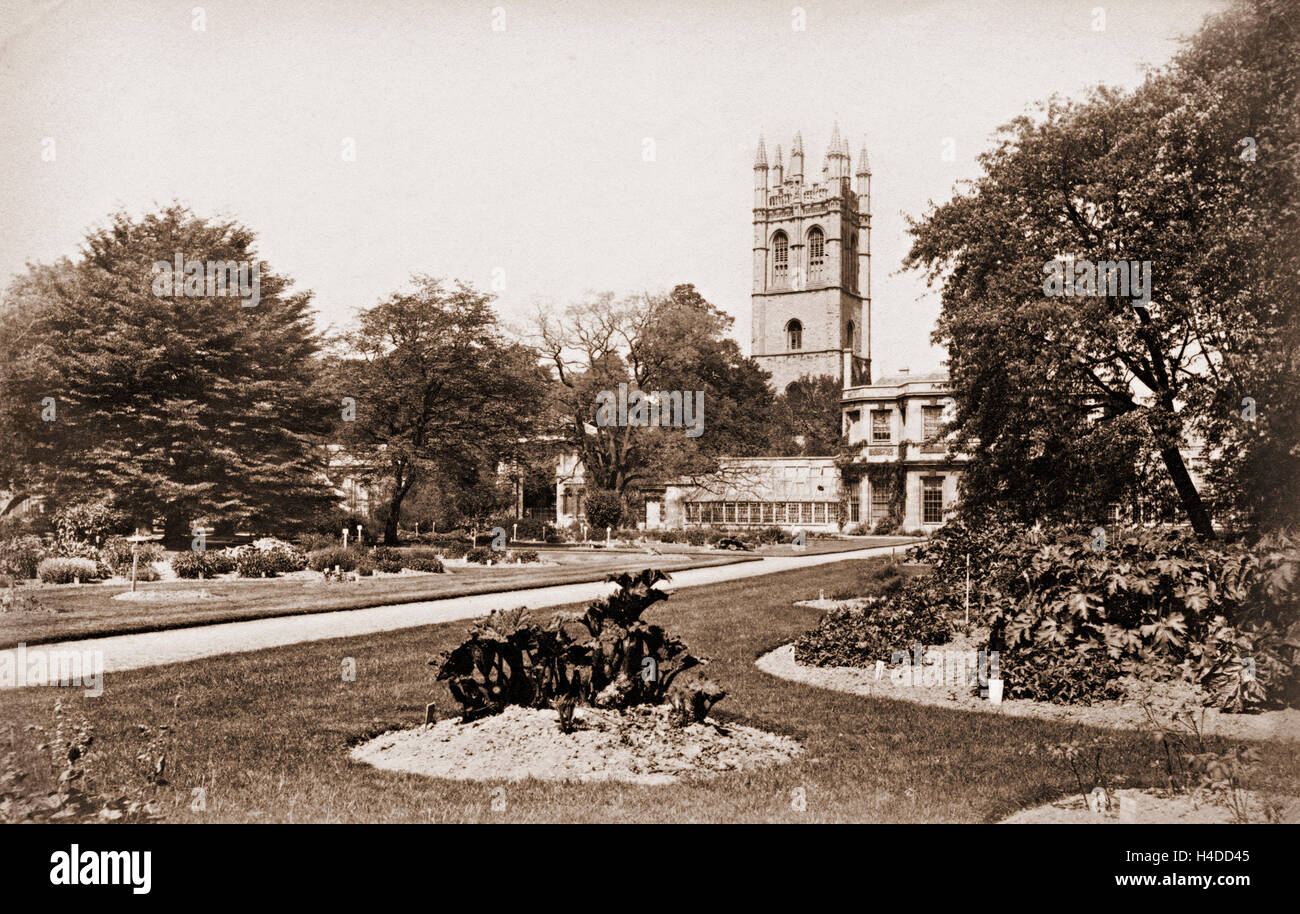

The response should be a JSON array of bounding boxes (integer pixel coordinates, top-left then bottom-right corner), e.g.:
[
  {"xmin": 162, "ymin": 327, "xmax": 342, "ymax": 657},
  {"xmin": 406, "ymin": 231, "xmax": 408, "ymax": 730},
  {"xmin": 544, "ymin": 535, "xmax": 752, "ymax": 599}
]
[
  {"xmin": 126, "ymin": 531, "xmax": 161, "ymax": 593},
  {"xmin": 965, "ymin": 552, "xmax": 970, "ymax": 627},
  {"xmin": 342, "ymin": 528, "xmax": 348, "ymax": 549}
]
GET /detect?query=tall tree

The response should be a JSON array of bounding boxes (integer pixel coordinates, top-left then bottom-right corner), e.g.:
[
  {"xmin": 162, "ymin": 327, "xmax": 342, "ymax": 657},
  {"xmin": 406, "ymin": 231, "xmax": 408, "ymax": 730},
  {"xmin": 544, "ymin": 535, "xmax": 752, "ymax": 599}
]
[
  {"xmin": 331, "ymin": 276, "xmax": 547, "ymax": 544},
  {"xmin": 905, "ymin": 0, "xmax": 1300, "ymax": 537},
  {"xmin": 537, "ymin": 283, "xmax": 773, "ymax": 500},
  {"xmin": 764, "ymin": 374, "xmax": 844, "ymax": 456},
  {"xmin": 0, "ymin": 206, "xmax": 336, "ymax": 540}
]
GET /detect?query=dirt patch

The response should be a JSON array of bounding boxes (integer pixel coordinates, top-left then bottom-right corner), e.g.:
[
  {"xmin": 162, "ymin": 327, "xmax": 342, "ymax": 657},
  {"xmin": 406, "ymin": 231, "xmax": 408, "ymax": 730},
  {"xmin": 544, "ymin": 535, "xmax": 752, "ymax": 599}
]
[
  {"xmin": 1001, "ymin": 787, "xmax": 1300, "ymax": 824},
  {"xmin": 757, "ymin": 640, "xmax": 1300, "ymax": 743},
  {"xmin": 350, "ymin": 704, "xmax": 803, "ymax": 785}
]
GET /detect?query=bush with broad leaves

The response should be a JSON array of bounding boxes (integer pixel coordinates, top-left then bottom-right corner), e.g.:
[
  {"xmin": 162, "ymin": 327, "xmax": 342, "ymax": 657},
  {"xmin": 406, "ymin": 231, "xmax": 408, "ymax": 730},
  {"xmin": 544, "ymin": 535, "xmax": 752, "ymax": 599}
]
[{"xmin": 432, "ymin": 569, "xmax": 723, "ymax": 727}]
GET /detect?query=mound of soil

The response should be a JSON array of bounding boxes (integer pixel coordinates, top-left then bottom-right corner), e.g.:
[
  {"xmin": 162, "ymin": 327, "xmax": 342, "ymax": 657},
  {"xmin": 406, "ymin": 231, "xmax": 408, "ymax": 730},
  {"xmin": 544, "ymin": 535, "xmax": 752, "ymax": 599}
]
[
  {"xmin": 1001, "ymin": 787, "xmax": 1300, "ymax": 824},
  {"xmin": 350, "ymin": 704, "xmax": 802, "ymax": 785}
]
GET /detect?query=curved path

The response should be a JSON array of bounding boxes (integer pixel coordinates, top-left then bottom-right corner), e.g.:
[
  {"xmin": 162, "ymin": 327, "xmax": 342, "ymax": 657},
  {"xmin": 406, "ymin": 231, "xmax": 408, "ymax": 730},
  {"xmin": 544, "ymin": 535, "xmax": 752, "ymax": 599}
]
[{"xmin": 6, "ymin": 544, "xmax": 910, "ymax": 685}]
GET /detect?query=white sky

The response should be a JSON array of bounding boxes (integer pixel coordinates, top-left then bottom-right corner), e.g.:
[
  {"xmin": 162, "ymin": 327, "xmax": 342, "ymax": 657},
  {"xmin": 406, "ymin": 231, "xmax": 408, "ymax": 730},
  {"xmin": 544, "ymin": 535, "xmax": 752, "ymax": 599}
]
[{"xmin": 0, "ymin": 0, "xmax": 1224, "ymax": 375}]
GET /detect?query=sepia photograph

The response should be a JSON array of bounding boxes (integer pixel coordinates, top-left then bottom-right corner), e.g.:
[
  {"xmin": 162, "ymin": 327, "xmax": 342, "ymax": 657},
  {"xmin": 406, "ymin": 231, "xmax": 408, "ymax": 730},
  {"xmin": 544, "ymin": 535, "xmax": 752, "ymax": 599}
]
[{"xmin": 0, "ymin": 0, "xmax": 1296, "ymax": 892}]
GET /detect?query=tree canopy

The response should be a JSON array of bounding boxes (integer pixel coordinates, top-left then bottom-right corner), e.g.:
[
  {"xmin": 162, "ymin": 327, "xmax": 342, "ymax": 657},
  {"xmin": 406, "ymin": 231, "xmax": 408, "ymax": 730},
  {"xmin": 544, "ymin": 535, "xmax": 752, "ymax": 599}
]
[
  {"xmin": 537, "ymin": 283, "xmax": 774, "ymax": 500},
  {"xmin": 905, "ymin": 0, "xmax": 1299, "ymax": 536},
  {"xmin": 0, "ymin": 206, "xmax": 336, "ymax": 540},
  {"xmin": 329, "ymin": 275, "xmax": 547, "ymax": 543}
]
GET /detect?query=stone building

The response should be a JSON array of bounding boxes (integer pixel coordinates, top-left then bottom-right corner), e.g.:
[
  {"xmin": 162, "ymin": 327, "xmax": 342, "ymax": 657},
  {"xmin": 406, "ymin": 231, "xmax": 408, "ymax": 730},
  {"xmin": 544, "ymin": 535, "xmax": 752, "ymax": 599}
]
[{"xmin": 553, "ymin": 126, "xmax": 966, "ymax": 534}]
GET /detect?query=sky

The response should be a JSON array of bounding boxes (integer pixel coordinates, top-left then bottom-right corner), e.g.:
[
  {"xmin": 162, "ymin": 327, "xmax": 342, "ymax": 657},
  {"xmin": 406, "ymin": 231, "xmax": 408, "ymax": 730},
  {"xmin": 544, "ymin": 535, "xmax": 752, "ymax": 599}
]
[{"xmin": 0, "ymin": 0, "xmax": 1226, "ymax": 375}]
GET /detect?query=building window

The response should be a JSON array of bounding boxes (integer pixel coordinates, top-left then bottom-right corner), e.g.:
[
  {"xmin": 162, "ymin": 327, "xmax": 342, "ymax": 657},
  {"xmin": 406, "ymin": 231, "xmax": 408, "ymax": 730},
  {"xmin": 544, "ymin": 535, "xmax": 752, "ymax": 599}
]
[
  {"xmin": 923, "ymin": 477, "xmax": 945, "ymax": 524},
  {"xmin": 808, "ymin": 227, "xmax": 825, "ymax": 277},
  {"xmin": 870, "ymin": 484, "xmax": 890, "ymax": 523},
  {"xmin": 846, "ymin": 492, "xmax": 860, "ymax": 523},
  {"xmin": 846, "ymin": 320, "xmax": 856, "ymax": 352},
  {"xmin": 922, "ymin": 405, "xmax": 944, "ymax": 442},
  {"xmin": 773, "ymin": 231, "xmax": 788, "ymax": 279},
  {"xmin": 871, "ymin": 410, "xmax": 891, "ymax": 443},
  {"xmin": 786, "ymin": 319, "xmax": 802, "ymax": 351}
]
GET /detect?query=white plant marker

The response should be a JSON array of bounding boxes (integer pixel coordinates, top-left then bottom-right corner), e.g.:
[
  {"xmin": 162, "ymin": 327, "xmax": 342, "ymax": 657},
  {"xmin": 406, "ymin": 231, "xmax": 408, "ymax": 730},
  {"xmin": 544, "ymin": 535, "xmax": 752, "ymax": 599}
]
[
  {"xmin": 988, "ymin": 678, "xmax": 1003, "ymax": 705},
  {"xmin": 1087, "ymin": 786, "xmax": 1108, "ymax": 815}
]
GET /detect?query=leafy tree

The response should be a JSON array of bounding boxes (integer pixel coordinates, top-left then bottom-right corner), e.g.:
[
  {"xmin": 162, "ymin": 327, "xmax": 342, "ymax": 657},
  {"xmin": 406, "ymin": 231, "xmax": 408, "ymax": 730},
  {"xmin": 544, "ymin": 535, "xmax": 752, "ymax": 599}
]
[
  {"xmin": 764, "ymin": 374, "xmax": 844, "ymax": 456},
  {"xmin": 0, "ymin": 206, "xmax": 336, "ymax": 542},
  {"xmin": 330, "ymin": 276, "xmax": 547, "ymax": 544},
  {"xmin": 537, "ymin": 283, "xmax": 774, "ymax": 499},
  {"xmin": 583, "ymin": 489, "xmax": 625, "ymax": 531},
  {"xmin": 905, "ymin": 0, "xmax": 1300, "ymax": 537}
]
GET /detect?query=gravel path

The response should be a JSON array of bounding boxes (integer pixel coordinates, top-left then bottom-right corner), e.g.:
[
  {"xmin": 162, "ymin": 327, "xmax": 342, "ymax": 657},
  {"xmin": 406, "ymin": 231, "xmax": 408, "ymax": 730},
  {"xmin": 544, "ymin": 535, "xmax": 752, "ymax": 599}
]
[{"xmin": 5, "ymin": 545, "xmax": 907, "ymax": 685}]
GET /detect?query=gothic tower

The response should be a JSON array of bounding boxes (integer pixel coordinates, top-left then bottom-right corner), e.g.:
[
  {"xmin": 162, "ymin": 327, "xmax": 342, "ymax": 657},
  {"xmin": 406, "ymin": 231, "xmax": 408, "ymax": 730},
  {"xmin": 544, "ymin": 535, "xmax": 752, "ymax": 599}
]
[{"xmin": 751, "ymin": 124, "xmax": 872, "ymax": 392}]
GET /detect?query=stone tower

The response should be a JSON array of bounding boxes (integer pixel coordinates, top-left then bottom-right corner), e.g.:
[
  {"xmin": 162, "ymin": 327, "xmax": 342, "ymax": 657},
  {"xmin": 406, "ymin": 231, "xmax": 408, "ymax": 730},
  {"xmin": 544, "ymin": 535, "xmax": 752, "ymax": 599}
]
[{"xmin": 751, "ymin": 124, "xmax": 872, "ymax": 392}]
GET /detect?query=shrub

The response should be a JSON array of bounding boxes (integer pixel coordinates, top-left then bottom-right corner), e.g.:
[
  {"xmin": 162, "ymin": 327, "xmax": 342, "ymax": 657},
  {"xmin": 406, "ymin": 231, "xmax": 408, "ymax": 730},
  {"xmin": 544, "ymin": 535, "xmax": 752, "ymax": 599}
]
[
  {"xmin": 368, "ymin": 546, "xmax": 404, "ymax": 574},
  {"xmin": 756, "ymin": 526, "xmax": 787, "ymax": 545},
  {"xmin": 307, "ymin": 547, "xmax": 360, "ymax": 572},
  {"xmin": 682, "ymin": 528, "xmax": 711, "ymax": 546},
  {"xmin": 583, "ymin": 490, "xmax": 624, "ymax": 531},
  {"xmin": 1195, "ymin": 529, "xmax": 1300, "ymax": 711},
  {"xmin": 434, "ymin": 569, "xmax": 723, "ymax": 726},
  {"xmin": 439, "ymin": 540, "xmax": 471, "ymax": 559},
  {"xmin": 297, "ymin": 533, "xmax": 338, "ymax": 552},
  {"xmin": 268, "ymin": 545, "xmax": 306, "ymax": 573},
  {"xmin": 235, "ymin": 548, "xmax": 304, "ymax": 578},
  {"xmin": 98, "ymin": 537, "xmax": 166, "ymax": 577},
  {"xmin": 510, "ymin": 550, "xmax": 540, "ymax": 563},
  {"xmin": 0, "ymin": 535, "xmax": 46, "ymax": 580},
  {"xmin": 204, "ymin": 550, "xmax": 237, "ymax": 575},
  {"xmin": 171, "ymin": 549, "xmax": 235, "ymax": 579},
  {"xmin": 465, "ymin": 547, "xmax": 494, "ymax": 565},
  {"xmin": 980, "ymin": 525, "xmax": 1300, "ymax": 709},
  {"xmin": 52, "ymin": 501, "xmax": 131, "ymax": 551},
  {"xmin": 37, "ymin": 557, "xmax": 99, "ymax": 585},
  {"xmin": 171, "ymin": 551, "xmax": 210, "ymax": 579},
  {"xmin": 405, "ymin": 556, "xmax": 445, "ymax": 573},
  {"xmin": 871, "ymin": 518, "xmax": 899, "ymax": 535},
  {"xmin": 794, "ymin": 576, "xmax": 954, "ymax": 668},
  {"xmin": 355, "ymin": 557, "xmax": 375, "ymax": 577}
]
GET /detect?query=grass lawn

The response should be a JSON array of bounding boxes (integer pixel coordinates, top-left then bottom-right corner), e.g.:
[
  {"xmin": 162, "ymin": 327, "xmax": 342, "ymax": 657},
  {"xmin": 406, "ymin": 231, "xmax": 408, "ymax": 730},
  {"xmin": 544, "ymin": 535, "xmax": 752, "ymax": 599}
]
[
  {"xmin": 4, "ymin": 556, "xmax": 1296, "ymax": 823},
  {"xmin": 0, "ymin": 550, "xmax": 754, "ymax": 648}
]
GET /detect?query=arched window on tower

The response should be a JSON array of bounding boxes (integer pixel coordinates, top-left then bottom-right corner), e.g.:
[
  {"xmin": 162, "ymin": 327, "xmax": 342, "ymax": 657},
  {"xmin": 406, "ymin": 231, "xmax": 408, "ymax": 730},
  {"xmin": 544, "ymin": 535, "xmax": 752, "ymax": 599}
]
[
  {"xmin": 808, "ymin": 227, "xmax": 825, "ymax": 280},
  {"xmin": 772, "ymin": 231, "xmax": 789, "ymax": 287},
  {"xmin": 846, "ymin": 320, "xmax": 856, "ymax": 352},
  {"xmin": 786, "ymin": 319, "xmax": 802, "ymax": 351}
]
